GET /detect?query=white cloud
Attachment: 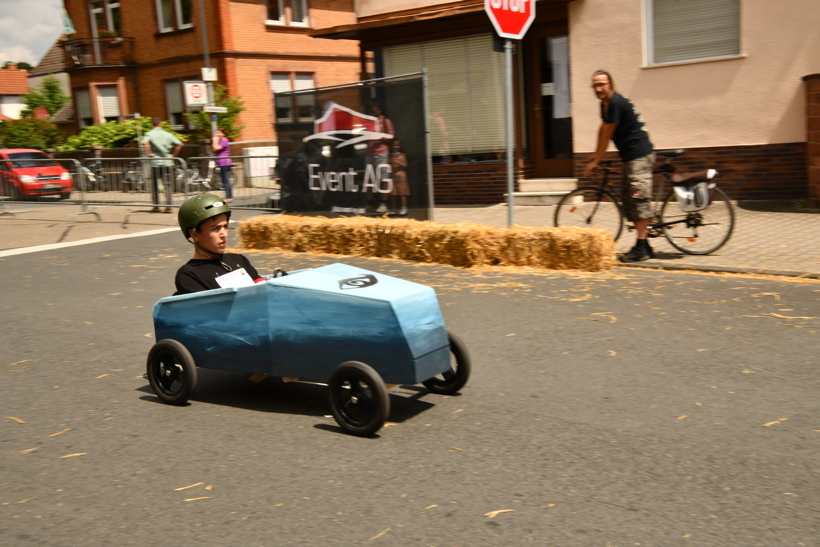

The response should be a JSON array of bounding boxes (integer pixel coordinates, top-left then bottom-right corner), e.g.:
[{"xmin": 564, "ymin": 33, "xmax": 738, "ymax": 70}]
[{"xmin": 0, "ymin": 0, "xmax": 64, "ymax": 65}]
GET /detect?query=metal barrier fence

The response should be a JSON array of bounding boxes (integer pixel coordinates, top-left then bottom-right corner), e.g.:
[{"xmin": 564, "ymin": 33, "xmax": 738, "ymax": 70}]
[
  {"xmin": 0, "ymin": 156, "xmax": 98, "ymax": 222},
  {"xmin": 0, "ymin": 153, "xmax": 281, "ymax": 221},
  {"xmin": 185, "ymin": 155, "xmax": 280, "ymax": 211}
]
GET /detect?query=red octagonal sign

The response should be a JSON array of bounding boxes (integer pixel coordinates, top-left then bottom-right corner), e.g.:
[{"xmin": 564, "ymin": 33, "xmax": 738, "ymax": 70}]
[{"xmin": 485, "ymin": 0, "xmax": 535, "ymax": 40}]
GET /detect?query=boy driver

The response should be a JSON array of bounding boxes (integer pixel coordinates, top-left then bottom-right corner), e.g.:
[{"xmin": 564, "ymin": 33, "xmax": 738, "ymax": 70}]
[{"xmin": 174, "ymin": 194, "xmax": 262, "ymax": 295}]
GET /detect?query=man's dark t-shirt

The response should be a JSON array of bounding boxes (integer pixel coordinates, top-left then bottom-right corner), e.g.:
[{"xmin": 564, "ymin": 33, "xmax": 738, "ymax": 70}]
[
  {"xmin": 174, "ymin": 253, "xmax": 260, "ymax": 295},
  {"xmin": 601, "ymin": 93, "xmax": 653, "ymax": 162}
]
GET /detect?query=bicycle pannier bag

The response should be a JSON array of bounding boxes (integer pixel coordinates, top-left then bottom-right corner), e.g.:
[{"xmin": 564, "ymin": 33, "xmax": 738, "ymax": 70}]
[{"xmin": 673, "ymin": 182, "xmax": 711, "ymax": 212}]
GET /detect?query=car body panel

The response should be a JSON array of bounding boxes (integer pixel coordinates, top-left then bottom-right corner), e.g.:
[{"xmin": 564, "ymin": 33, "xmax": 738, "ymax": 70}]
[{"xmin": 152, "ymin": 263, "xmax": 451, "ymax": 384}]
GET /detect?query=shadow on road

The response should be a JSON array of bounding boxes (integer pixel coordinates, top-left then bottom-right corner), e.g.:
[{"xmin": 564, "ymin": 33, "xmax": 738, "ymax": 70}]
[{"xmin": 134, "ymin": 368, "xmax": 438, "ymax": 424}]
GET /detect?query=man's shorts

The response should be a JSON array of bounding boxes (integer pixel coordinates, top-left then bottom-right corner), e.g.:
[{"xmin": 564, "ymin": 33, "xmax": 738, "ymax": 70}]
[{"xmin": 621, "ymin": 152, "xmax": 655, "ymax": 222}]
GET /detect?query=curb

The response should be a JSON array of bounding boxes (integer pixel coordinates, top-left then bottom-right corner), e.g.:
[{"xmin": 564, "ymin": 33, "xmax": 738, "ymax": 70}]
[{"xmin": 618, "ymin": 261, "xmax": 820, "ymax": 279}]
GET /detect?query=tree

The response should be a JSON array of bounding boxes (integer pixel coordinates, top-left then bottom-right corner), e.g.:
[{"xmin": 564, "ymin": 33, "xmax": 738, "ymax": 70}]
[
  {"xmin": 57, "ymin": 117, "xmax": 187, "ymax": 151},
  {"xmin": 3, "ymin": 61, "xmax": 33, "ymax": 71},
  {"xmin": 21, "ymin": 75, "xmax": 71, "ymax": 118},
  {"xmin": 184, "ymin": 85, "xmax": 246, "ymax": 141},
  {"xmin": 0, "ymin": 118, "xmax": 65, "ymax": 150}
]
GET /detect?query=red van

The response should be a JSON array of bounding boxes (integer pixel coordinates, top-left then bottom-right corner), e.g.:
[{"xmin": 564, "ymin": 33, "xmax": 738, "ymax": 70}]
[{"xmin": 0, "ymin": 149, "xmax": 73, "ymax": 200}]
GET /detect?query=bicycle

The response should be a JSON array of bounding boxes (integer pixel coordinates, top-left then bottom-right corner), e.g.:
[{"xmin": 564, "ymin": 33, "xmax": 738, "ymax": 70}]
[
  {"xmin": 553, "ymin": 149, "xmax": 735, "ymax": 255},
  {"xmin": 121, "ymin": 161, "xmax": 146, "ymax": 192},
  {"xmin": 175, "ymin": 160, "xmax": 235, "ymax": 194}
]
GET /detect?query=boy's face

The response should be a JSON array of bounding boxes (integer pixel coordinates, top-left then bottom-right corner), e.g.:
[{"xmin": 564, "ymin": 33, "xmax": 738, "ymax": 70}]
[{"xmin": 192, "ymin": 213, "xmax": 228, "ymax": 255}]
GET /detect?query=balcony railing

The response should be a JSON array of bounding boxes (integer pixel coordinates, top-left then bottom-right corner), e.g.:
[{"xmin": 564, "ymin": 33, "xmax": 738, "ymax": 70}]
[{"xmin": 62, "ymin": 38, "xmax": 135, "ymax": 68}]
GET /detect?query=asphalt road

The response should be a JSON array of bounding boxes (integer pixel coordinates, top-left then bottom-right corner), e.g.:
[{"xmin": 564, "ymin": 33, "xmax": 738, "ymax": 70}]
[{"xmin": 2, "ymin": 229, "xmax": 819, "ymax": 546}]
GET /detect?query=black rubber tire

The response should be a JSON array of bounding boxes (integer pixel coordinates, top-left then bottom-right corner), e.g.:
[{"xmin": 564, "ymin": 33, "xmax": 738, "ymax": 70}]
[
  {"xmin": 659, "ymin": 187, "xmax": 735, "ymax": 255},
  {"xmin": 554, "ymin": 188, "xmax": 625, "ymax": 242},
  {"xmin": 328, "ymin": 361, "xmax": 390, "ymax": 436},
  {"xmin": 60, "ymin": 191, "xmax": 71, "ymax": 201},
  {"xmin": 422, "ymin": 331, "xmax": 471, "ymax": 395},
  {"xmin": 10, "ymin": 184, "xmax": 21, "ymax": 201},
  {"xmin": 146, "ymin": 339, "xmax": 198, "ymax": 405}
]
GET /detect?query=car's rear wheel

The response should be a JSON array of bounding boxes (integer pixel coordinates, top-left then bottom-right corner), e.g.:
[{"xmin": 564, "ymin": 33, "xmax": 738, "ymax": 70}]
[
  {"xmin": 328, "ymin": 361, "xmax": 389, "ymax": 436},
  {"xmin": 422, "ymin": 331, "xmax": 471, "ymax": 395},
  {"xmin": 147, "ymin": 339, "xmax": 198, "ymax": 405}
]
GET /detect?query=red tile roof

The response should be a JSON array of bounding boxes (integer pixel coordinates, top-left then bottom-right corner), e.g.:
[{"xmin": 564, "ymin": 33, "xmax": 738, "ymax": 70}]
[{"xmin": 0, "ymin": 65, "xmax": 29, "ymax": 95}]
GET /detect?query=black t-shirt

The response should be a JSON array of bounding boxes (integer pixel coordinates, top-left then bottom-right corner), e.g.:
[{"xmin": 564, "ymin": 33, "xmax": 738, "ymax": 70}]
[
  {"xmin": 601, "ymin": 93, "xmax": 653, "ymax": 162},
  {"xmin": 174, "ymin": 253, "xmax": 261, "ymax": 295}
]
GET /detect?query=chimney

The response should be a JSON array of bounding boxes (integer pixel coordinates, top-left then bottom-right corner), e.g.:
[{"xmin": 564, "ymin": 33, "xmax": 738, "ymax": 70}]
[{"xmin": 6, "ymin": 64, "xmax": 17, "ymax": 70}]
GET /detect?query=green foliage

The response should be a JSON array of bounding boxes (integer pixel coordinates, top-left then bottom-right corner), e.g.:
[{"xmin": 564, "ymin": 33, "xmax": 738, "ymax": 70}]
[
  {"xmin": 3, "ymin": 61, "xmax": 33, "ymax": 71},
  {"xmin": 0, "ymin": 118, "xmax": 65, "ymax": 150},
  {"xmin": 57, "ymin": 118, "xmax": 187, "ymax": 152},
  {"xmin": 21, "ymin": 74, "xmax": 71, "ymax": 118},
  {"xmin": 184, "ymin": 85, "xmax": 246, "ymax": 141}
]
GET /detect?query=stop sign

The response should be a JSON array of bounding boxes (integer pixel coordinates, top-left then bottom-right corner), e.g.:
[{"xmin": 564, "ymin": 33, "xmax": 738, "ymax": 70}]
[{"xmin": 485, "ymin": 0, "xmax": 536, "ymax": 40}]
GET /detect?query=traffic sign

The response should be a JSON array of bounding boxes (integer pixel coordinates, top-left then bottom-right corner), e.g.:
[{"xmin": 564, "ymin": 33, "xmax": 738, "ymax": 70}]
[
  {"xmin": 183, "ymin": 81, "xmax": 209, "ymax": 106},
  {"xmin": 203, "ymin": 106, "xmax": 228, "ymax": 113},
  {"xmin": 485, "ymin": 0, "xmax": 535, "ymax": 40}
]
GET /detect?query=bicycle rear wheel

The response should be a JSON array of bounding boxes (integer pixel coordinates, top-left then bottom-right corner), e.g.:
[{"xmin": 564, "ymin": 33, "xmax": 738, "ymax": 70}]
[
  {"xmin": 554, "ymin": 188, "xmax": 624, "ymax": 241},
  {"xmin": 659, "ymin": 187, "xmax": 734, "ymax": 255}
]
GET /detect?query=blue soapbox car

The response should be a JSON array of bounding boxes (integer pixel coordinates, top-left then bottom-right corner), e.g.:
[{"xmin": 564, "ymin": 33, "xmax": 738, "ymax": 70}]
[{"xmin": 148, "ymin": 263, "xmax": 470, "ymax": 435}]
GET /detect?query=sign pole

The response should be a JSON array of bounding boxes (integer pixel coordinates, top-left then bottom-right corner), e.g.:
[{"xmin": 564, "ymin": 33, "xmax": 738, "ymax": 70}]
[
  {"xmin": 505, "ymin": 38, "xmax": 514, "ymax": 228},
  {"xmin": 485, "ymin": 0, "xmax": 535, "ymax": 227},
  {"xmin": 198, "ymin": 0, "xmax": 217, "ymax": 141}
]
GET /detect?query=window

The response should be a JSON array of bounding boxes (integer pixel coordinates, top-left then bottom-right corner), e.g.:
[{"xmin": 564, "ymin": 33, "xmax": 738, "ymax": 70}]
[
  {"xmin": 383, "ymin": 35, "xmax": 508, "ymax": 160},
  {"xmin": 157, "ymin": 0, "xmax": 193, "ymax": 33},
  {"xmin": 266, "ymin": 0, "xmax": 309, "ymax": 26},
  {"xmin": 647, "ymin": 0, "xmax": 740, "ymax": 65},
  {"xmin": 75, "ymin": 88, "xmax": 94, "ymax": 127},
  {"xmin": 89, "ymin": 0, "xmax": 121, "ymax": 36},
  {"xmin": 270, "ymin": 73, "xmax": 315, "ymax": 123},
  {"xmin": 164, "ymin": 80, "xmax": 201, "ymax": 129},
  {"xmin": 97, "ymin": 86, "xmax": 121, "ymax": 122}
]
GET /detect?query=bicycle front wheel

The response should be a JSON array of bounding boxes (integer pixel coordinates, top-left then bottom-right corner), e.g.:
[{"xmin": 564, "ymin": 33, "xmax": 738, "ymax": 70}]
[
  {"xmin": 659, "ymin": 187, "xmax": 734, "ymax": 255},
  {"xmin": 554, "ymin": 188, "xmax": 624, "ymax": 242}
]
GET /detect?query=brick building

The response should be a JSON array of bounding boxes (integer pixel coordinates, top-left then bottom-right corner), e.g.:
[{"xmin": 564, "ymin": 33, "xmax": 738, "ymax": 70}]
[
  {"xmin": 61, "ymin": 0, "xmax": 361, "ymax": 141},
  {"xmin": 313, "ymin": 0, "xmax": 820, "ymax": 204}
]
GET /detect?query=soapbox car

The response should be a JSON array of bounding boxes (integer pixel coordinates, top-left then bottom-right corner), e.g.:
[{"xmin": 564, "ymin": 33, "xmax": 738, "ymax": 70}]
[{"xmin": 147, "ymin": 263, "xmax": 470, "ymax": 436}]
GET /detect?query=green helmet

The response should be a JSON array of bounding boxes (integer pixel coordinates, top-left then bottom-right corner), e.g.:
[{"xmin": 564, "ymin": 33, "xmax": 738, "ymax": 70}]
[{"xmin": 178, "ymin": 193, "xmax": 231, "ymax": 239}]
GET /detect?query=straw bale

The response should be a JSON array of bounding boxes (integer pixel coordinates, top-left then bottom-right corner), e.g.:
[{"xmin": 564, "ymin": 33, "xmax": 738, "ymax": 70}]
[{"xmin": 238, "ymin": 216, "xmax": 616, "ymax": 271}]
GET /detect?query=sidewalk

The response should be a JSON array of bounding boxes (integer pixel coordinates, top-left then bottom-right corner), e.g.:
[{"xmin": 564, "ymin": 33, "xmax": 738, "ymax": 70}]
[
  {"xmin": 1, "ymin": 201, "xmax": 818, "ymax": 277},
  {"xmin": 436, "ymin": 201, "xmax": 820, "ymax": 278}
]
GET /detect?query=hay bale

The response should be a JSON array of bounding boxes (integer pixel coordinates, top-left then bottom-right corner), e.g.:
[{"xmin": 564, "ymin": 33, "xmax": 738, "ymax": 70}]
[{"xmin": 238, "ymin": 216, "xmax": 616, "ymax": 271}]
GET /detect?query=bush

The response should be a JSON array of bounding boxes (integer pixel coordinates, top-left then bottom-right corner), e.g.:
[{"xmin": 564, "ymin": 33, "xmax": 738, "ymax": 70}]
[
  {"xmin": 0, "ymin": 118, "xmax": 65, "ymax": 150},
  {"xmin": 184, "ymin": 84, "xmax": 246, "ymax": 141},
  {"xmin": 58, "ymin": 118, "xmax": 187, "ymax": 151}
]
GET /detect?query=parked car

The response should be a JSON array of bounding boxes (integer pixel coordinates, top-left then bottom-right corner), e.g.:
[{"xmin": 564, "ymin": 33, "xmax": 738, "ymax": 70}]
[{"xmin": 0, "ymin": 149, "xmax": 73, "ymax": 200}]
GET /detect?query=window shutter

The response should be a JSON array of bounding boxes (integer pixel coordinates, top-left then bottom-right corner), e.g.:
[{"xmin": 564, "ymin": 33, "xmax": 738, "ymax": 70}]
[
  {"xmin": 165, "ymin": 81, "xmax": 182, "ymax": 114},
  {"xmin": 384, "ymin": 35, "xmax": 507, "ymax": 156},
  {"xmin": 652, "ymin": 0, "xmax": 740, "ymax": 64},
  {"xmin": 98, "ymin": 86, "xmax": 120, "ymax": 118},
  {"xmin": 271, "ymin": 74, "xmax": 293, "ymax": 121},
  {"xmin": 76, "ymin": 89, "xmax": 92, "ymax": 119},
  {"xmin": 466, "ymin": 35, "xmax": 505, "ymax": 153}
]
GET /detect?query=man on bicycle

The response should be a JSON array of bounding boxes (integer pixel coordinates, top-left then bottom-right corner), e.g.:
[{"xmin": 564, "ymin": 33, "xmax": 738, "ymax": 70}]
[{"xmin": 583, "ymin": 70, "xmax": 655, "ymax": 262}]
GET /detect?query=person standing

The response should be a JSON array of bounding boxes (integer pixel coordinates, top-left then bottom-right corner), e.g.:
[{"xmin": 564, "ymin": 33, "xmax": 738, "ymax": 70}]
[
  {"xmin": 389, "ymin": 139, "xmax": 410, "ymax": 216},
  {"xmin": 142, "ymin": 117, "xmax": 183, "ymax": 213},
  {"xmin": 583, "ymin": 70, "xmax": 656, "ymax": 262},
  {"xmin": 366, "ymin": 103, "xmax": 394, "ymax": 213},
  {"xmin": 212, "ymin": 128, "xmax": 234, "ymax": 202}
]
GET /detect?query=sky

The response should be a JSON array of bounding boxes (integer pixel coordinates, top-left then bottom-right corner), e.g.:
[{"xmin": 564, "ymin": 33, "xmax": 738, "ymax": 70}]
[{"xmin": 0, "ymin": 0, "xmax": 65, "ymax": 66}]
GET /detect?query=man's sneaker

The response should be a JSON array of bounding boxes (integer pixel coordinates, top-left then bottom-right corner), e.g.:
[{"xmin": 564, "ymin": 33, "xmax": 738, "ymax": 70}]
[
  {"xmin": 376, "ymin": 203, "xmax": 389, "ymax": 213},
  {"xmin": 619, "ymin": 245, "xmax": 651, "ymax": 263}
]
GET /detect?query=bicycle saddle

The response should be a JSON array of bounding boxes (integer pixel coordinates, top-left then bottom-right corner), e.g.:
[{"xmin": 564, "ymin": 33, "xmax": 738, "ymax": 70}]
[
  {"xmin": 671, "ymin": 169, "xmax": 718, "ymax": 186},
  {"xmin": 656, "ymin": 149, "xmax": 685, "ymax": 158}
]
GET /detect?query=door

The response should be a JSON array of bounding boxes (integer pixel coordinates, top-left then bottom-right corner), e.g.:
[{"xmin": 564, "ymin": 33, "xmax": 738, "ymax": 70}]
[{"xmin": 526, "ymin": 27, "xmax": 573, "ymax": 178}]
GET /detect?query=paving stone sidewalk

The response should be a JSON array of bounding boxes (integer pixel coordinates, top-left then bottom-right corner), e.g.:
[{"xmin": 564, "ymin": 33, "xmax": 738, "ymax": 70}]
[
  {"xmin": 2, "ymin": 200, "xmax": 818, "ymax": 277},
  {"xmin": 435, "ymin": 200, "xmax": 820, "ymax": 278}
]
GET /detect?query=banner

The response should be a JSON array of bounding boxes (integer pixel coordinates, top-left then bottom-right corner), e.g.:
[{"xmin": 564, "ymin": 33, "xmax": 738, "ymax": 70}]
[{"xmin": 274, "ymin": 74, "xmax": 430, "ymax": 219}]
